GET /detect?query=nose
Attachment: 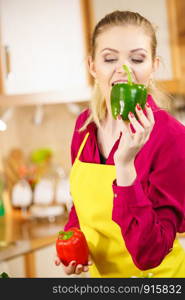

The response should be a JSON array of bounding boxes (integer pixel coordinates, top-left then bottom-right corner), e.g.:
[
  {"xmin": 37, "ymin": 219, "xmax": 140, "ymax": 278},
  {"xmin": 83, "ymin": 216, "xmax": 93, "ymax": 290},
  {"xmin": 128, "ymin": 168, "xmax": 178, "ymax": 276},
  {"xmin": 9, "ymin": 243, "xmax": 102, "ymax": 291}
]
[
  {"xmin": 114, "ymin": 62, "xmax": 130, "ymax": 74},
  {"xmin": 114, "ymin": 62, "xmax": 133, "ymax": 80}
]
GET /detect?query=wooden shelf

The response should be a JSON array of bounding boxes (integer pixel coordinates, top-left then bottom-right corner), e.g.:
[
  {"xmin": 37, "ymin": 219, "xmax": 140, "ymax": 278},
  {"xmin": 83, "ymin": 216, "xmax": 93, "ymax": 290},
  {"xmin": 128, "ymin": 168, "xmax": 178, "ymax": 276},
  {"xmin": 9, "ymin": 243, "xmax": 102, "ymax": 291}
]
[
  {"xmin": 0, "ymin": 80, "xmax": 184, "ymax": 108},
  {"xmin": 0, "ymin": 87, "xmax": 92, "ymax": 107},
  {"xmin": 157, "ymin": 79, "xmax": 184, "ymax": 94}
]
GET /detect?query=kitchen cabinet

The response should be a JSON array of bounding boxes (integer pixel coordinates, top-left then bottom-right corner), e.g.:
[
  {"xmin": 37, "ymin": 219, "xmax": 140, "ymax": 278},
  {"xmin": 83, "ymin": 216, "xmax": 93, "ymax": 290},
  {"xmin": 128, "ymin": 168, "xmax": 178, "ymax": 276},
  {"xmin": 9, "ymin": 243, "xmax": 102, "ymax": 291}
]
[
  {"xmin": 34, "ymin": 243, "xmax": 88, "ymax": 278},
  {"xmin": 0, "ymin": 244, "xmax": 89, "ymax": 278},
  {"xmin": 0, "ymin": 0, "xmax": 91, "ymax": 105},
  {"xmin": 175, "ymin": 0, "xmax": 185, "ymax": 85},
  {"xmin": 82, "ymin": 0, "xmax": 184, "ymax": 94},
  {"xmin": 1, "ymin": 239, "xmax": 184, "ymax": 278},
  {"xmin": 179, "ymin": 237, "xmax": 185, "ymax": 250},
  {"xmin": 0, "ymin": 255, "xmax": 25, "ymax": 277},
  {"xmin": 0, "ymin": 211, "xmax": 89, "ymax": 278},
  {"xmin": 0, "ymin": 211, "xmax": 184, "ymax": 277}
]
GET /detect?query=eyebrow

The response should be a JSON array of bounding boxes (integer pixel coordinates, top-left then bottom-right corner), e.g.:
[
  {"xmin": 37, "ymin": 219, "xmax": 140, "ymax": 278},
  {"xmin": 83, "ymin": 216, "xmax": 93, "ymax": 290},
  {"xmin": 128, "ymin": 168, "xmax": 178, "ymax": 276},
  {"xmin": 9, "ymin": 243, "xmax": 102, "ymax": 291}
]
[{"xmin": 100, "ymin": 48, "xmax": 147, "ymax": 53}]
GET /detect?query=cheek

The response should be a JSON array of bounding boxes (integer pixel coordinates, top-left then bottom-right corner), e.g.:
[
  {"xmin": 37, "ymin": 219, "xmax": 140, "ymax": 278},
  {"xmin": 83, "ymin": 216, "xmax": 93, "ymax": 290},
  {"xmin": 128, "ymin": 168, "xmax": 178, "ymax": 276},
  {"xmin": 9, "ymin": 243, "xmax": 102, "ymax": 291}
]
[
  {"xmin": 96, "ymin": 67, "xmax": 111, "ymax": 80},
  {"xmin": 95, "ymin": 69, "xmax": 111, "ymax": 98},
  {"xmin": 96, "ymin": 70, "xmax": 112, "ymax": 94},
  {"xmin": 95, "ymin": 59, "xmax": 113, "ymax": 81},
  {"xmin": 135, "ymin": 64, "xmax": 153, "ymax": 84}
]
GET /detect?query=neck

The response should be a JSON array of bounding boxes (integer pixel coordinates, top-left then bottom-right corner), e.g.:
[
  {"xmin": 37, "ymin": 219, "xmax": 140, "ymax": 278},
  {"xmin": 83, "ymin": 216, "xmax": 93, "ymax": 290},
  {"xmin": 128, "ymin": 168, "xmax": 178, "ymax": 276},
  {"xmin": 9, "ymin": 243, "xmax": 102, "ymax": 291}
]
[{"xmin": 100, "ymin": 110, "xmax": 120, "ymax": 137}]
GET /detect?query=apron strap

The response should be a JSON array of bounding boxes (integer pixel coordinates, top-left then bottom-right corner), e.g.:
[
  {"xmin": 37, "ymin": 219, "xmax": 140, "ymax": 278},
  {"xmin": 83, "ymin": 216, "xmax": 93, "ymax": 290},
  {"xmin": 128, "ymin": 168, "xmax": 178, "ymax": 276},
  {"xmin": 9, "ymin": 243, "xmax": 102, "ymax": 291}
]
[{"xmin": 76, "ymin": 132, "xmax": 90, "ymax": 160}]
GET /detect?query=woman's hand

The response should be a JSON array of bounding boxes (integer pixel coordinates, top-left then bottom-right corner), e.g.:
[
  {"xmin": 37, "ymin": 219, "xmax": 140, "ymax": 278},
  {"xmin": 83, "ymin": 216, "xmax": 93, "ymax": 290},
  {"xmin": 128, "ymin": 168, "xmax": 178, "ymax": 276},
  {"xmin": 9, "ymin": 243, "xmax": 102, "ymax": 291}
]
[
  {"xmin": 114, "ymin": 102, "xmax": 155, "ymax": 165},
  {"xmin": 54, "ymin": 254, "xmax": 93, "ymax": 276},
  {"xmin": 114, "ymin": 102, "xmax": 155, "ymax": 186}
]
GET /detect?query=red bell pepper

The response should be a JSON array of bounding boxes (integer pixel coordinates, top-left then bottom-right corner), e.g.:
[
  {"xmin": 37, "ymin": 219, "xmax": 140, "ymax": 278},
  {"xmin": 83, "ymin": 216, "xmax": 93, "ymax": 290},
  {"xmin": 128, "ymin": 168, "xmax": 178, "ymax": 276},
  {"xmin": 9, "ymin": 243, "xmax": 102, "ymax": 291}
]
[{"xmin": 56, "ymin": 227, "xmax": 89, "ymax": 266}]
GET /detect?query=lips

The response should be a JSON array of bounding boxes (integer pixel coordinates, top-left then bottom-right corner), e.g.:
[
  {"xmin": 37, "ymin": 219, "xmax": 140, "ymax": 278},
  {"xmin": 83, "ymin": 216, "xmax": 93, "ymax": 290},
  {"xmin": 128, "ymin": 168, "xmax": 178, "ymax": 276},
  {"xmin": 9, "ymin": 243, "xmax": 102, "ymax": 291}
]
[{"xmin": 111, "ymin": 80, "xmax": 128, "ymax": 86}]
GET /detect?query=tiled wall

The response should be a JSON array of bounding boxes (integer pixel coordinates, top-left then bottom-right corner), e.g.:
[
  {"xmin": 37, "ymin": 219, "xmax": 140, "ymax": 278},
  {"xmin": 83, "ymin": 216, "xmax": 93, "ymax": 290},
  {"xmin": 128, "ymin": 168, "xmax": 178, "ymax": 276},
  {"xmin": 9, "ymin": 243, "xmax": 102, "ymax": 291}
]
[{"xmin": 0, "ymin": 102, "xmax": 87, "ymax": 176}]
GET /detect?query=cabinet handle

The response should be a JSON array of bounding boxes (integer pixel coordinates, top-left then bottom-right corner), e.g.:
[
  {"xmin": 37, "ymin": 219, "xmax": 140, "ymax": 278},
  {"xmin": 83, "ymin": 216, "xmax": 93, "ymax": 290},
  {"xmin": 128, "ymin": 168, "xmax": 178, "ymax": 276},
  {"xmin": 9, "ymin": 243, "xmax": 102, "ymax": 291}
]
[{"xmin": 4, "ymin": 45, "xmax": 11, "ymax": 78}]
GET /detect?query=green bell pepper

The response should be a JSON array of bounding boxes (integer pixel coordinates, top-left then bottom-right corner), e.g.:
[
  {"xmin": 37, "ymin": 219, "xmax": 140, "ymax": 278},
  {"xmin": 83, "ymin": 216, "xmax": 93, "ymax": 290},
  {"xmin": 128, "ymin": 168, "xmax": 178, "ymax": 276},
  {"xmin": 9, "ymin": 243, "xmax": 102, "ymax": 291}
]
[{"xmin": 111, "ymin": 64, "xmax": 148, "ymax": 120}]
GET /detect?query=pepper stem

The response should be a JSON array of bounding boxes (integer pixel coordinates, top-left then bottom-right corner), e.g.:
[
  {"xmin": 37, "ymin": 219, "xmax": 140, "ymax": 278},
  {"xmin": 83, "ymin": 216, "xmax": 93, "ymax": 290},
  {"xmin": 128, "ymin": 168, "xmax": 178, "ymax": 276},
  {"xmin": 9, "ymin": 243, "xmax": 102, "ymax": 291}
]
[
  {"xmin": 58, "ymin": 230, "xmax": 74, "ymax": 240},
  {"xmin": 123, "ymin": 64, "xmax": 132, "ymax": 85}
]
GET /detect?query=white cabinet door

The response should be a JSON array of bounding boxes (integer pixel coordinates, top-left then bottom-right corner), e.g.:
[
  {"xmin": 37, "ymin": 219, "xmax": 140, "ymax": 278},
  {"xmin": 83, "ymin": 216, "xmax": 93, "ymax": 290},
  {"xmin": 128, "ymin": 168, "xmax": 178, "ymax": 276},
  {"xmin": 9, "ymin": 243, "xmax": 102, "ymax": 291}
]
[
  {"xmin": 34, "ymin": 243, "xmax": 89, "ymax": 278},
  {"xmin": 0, "ymin": 256, "xmax": 25, "ymax": 277},
  {"xmin": 0, "ymin": 0, "xmax": 89, "ymax": 99},
  {"xmin": 90, "ymin": 0, "xmax": 173, "ymax": 81},
  {"xmin": 179, "ymin": 237, "xmax": 185, "ymax": 250}
]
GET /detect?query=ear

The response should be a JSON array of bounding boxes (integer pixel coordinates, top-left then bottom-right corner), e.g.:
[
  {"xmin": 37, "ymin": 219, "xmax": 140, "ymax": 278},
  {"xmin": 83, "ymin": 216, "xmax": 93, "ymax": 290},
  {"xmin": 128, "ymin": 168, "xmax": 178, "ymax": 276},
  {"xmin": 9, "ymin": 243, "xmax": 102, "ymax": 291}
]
[
  {"xmin": 153, "ymin": 56, "xmax": 160, "ymax": 73},
  {"xmin": 87, "ymin": 56, "xmax": 97, "ymax": 79}
]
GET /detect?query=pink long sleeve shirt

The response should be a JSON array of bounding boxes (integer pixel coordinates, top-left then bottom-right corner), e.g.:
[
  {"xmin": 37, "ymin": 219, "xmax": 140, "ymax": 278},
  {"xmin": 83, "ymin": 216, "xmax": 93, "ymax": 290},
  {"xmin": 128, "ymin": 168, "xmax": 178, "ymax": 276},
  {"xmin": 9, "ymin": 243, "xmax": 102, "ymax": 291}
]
[{"xmin": 64, "ymin": 95, "xmax": 185, "ymax": 270}]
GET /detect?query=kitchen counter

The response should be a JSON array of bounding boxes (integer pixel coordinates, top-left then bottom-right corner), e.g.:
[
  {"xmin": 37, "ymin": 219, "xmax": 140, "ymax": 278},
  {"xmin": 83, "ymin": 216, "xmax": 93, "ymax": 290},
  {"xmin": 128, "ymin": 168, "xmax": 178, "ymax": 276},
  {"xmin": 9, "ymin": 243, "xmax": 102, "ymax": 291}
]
[
  {"xmin": 0, "ymin": 210, "xmax": 185, "ymax": 262},
  {"xmin": 0, "ymin": 209, "xmax": 68, "ymax": 262},
  {"xmin": 0, "ymin": 209, "xmax": 184, "ymax": 277}
]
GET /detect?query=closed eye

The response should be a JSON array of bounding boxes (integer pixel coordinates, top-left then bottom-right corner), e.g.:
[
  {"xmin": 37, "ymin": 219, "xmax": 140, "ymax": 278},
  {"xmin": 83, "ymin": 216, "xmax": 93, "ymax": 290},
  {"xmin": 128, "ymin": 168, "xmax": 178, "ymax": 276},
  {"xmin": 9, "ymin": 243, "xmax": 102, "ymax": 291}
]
[
  {"xmin": 132, "ymin": 59, "xmax": 143, "ymax": 64},
  {"xmin": 104, "ymin": 59, "xmax": 117, "ymax": 63}
]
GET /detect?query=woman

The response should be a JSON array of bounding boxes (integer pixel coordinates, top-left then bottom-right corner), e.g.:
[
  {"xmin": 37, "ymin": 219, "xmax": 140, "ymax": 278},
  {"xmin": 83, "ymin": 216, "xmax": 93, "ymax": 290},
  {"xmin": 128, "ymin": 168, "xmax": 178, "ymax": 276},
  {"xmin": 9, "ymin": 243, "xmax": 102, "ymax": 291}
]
[{"xmin": 55, "ymin": 10, "xmax": 185, "ymax": 277}]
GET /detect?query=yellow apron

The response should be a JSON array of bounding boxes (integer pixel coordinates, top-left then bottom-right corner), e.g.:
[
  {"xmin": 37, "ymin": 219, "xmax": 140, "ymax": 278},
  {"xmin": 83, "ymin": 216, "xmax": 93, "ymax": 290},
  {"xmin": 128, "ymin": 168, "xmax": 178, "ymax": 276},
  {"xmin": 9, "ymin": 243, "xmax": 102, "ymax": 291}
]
[{"xmin": 70, "ymin": 132, "xmax": 185, "ymax": 277}]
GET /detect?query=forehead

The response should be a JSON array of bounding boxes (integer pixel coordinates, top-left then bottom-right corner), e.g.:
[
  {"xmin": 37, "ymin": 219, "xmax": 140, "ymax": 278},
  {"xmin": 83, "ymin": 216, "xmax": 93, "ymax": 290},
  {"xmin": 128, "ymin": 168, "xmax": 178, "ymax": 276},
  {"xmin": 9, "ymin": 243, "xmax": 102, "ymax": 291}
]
[{"xmin": 96, "ymin": 25, "xmax": 151, "ymax": 53}]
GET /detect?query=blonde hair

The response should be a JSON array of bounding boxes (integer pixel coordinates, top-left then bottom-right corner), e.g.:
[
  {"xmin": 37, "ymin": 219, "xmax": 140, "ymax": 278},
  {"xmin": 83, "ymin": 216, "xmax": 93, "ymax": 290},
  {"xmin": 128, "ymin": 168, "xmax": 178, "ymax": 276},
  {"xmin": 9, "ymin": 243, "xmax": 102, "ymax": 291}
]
[{"xmin": 80, "ymin": 10, "xmax": 172, "ymax": 131}]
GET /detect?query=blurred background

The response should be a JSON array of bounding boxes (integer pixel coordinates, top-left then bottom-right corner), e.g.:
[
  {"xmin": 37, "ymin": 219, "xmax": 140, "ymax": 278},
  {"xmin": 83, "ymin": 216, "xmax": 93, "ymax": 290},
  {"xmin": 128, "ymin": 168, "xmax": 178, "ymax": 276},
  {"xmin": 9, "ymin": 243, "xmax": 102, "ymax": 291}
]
[{"xmin": 0, "ymin": 0, "xmax": 185, "ymax": 278}]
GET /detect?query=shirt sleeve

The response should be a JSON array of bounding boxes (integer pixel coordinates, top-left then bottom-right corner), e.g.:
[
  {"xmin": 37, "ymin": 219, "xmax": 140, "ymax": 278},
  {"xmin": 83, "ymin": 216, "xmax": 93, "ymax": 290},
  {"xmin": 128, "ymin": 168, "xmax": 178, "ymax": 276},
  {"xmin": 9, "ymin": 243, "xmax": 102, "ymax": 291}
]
[
  {"xmin": 112, "ymin": 134, "xmax": 185, "ymax": 271},
  {"xmin": 64, "ymin": 205, "xmax": 80, "ymax": 230}
]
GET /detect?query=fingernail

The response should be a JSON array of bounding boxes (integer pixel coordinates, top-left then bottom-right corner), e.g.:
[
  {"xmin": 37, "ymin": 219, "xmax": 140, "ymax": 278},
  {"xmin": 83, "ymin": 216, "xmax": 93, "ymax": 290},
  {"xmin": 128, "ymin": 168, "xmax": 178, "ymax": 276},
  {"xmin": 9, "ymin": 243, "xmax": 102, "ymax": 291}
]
[
  {"xmin": 136, "ymin": 104, "xmax": 141, "ymax": 110},
  {"xmin": 118, "ymin": 114, "xmax": 122, "ymax": 120},
  {"xmin": 146, "ymin": 102, "xmax": 150, "ymax": 108},
  {"xmin": 72, "ymin": 262, "xmax": 76, "ymax": 266},
  {"xmin": 129, "ymin": 112, "xmax": 134, "ymax": 118}
]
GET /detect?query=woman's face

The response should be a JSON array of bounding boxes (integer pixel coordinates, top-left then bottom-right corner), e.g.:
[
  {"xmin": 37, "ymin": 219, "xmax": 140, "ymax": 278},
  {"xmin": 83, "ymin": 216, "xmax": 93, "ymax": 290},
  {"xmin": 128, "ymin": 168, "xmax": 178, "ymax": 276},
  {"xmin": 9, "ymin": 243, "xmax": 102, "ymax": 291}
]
[{"xmin": 88, "ymin": 25, "xmax": 159, "ymax": 111}]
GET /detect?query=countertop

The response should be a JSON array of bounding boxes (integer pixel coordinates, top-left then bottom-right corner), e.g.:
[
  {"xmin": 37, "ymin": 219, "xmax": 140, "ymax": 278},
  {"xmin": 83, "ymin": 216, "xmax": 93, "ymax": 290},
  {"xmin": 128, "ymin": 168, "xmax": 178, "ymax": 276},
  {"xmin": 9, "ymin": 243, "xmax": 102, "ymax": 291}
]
[
  {"xmin": 0, "ymin": 209, "xmax": 184, "ymax": 262},
  {"xmin": 0, "ymin": 209, "xmax": 68, "ymax": 261}
]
